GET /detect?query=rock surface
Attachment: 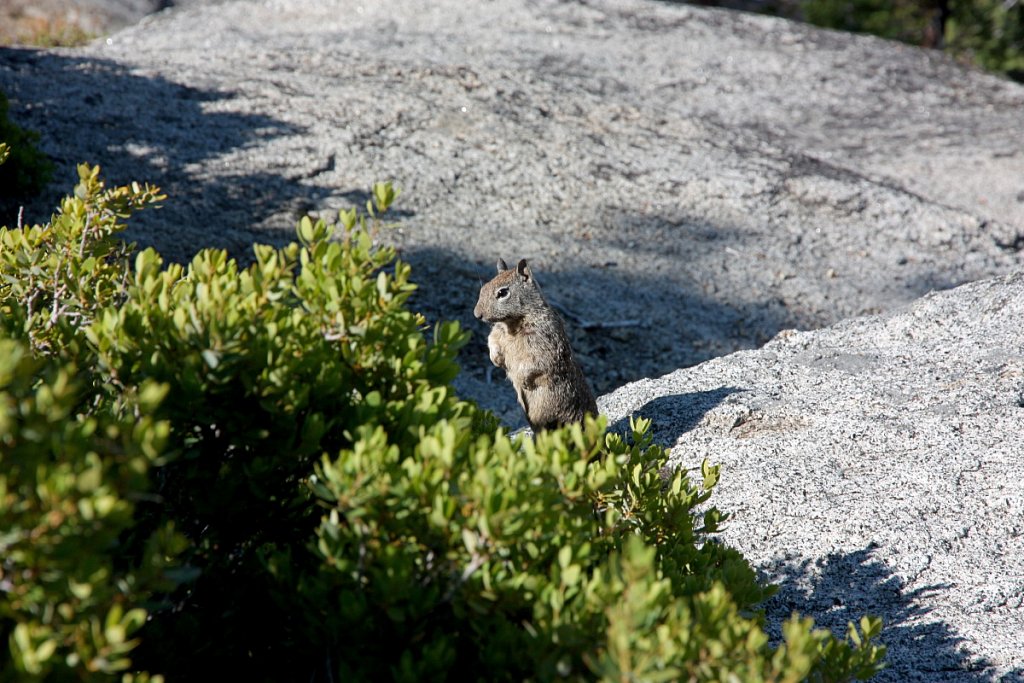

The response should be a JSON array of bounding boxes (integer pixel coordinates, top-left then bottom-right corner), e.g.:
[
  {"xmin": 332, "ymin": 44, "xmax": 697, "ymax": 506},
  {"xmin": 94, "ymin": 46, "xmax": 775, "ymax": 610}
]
[
  {"xmin": 1, "ymin": 0, "xmax": 1022, "ymax": 425},
  {"xmin": 602, "ymin": 271, "xmax": 1024, "ymax": 680},
  {"xmin": 0, "ymin": 0, "xmax": 1022, "ymax": 676}
]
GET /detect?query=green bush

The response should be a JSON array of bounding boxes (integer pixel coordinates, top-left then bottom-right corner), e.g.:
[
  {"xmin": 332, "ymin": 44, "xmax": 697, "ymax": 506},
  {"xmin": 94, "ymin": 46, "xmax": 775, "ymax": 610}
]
[
  {"xmin": 944, "ymin": 0, "xmax": 1024, "ymax": 80},
  {"xmin": 797, "ymin": 0, "xmax": 1024, "ymax": 81},
  {"xmin": 678, "ymin": 1, "xmax": 1024, "ymax": 82},
  {"xmin": 0, "ymin": 338, "xmax": 181, "ymax": 682},
  {"xmin": 0, "ymin": 157, "xmax": 886, "ymax": 681},
  {"xmin": 800, "ymin": 0, "xmax": 933, "ymax": 44}
]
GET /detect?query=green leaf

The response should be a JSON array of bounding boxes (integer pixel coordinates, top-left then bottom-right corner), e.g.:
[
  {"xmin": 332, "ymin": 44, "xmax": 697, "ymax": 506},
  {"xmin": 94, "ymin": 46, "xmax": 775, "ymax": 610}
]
[{"xmin": 461, "ymin": 528, "xmax": 477, "ymax": 552}]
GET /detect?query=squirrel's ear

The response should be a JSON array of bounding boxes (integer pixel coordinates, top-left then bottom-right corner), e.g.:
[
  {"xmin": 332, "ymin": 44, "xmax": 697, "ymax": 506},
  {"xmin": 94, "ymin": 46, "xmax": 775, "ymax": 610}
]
[
  {"xmin": 516, "ymin": 259, "xmax": 531, "ymax": 282},
  {"xmin": 496, "ymin": 258, "xmax": 508, "ymax": 273}
]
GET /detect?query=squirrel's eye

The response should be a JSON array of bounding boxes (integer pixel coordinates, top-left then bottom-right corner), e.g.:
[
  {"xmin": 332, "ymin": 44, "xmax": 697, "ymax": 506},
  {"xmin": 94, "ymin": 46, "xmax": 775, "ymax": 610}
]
[{"xmin": 496, "ymin": 287, "xmax": 509, "ymax": 299}]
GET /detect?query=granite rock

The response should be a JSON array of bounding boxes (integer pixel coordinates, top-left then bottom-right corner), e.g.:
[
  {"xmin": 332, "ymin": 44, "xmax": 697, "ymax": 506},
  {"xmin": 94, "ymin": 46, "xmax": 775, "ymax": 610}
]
[
  {"xmin": 602, "ymin": 272, "xmax": 1024, "ymax": 680},
  {"xmin": 1, "ymin": 0, "xmax": 1022, "ymax": 424}
]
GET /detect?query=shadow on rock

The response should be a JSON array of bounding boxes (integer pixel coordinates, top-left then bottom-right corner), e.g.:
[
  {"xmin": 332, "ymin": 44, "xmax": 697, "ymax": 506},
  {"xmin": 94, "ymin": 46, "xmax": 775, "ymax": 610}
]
[
  {"xmin": 607, "ymin": 387, "xmax": 742, "ymax": 446},
  {"xmin": 401, "ymin": 244, "xmax": 797, "ymax": 393},
  {"xmin": 763, "ymin": 544, "xmax": 1006, "ymax": 682},
  {"xmin": 0, "ymin": 48, "xmax": 310, "ymax": 262},
  {"xmin": 334, "ymin": 187, "xmax": 417, "ymax": 221}
]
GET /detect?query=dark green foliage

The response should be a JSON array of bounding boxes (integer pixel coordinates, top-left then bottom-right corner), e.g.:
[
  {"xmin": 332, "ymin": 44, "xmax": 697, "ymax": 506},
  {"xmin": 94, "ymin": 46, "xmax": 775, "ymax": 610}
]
[
  {"xmin": 800, "ymin": 0, "xmax": 941, "ymax": 44},
  {"xmin": 0, "ymin": 160, "xmax": 886, "ymax": 681},
  {"xmin": 944, "ymin": 0, "xmax": 1024, "ymax": 80},
  {"xmin": 0, "ymin": 93, "xmax": 54, "ymax": 223},
  {"xmin": 799, "ymin": 0, "xmax": 1024, "ymax": 81},
  {"xmin": 681, "ymin": 1, "xmax": 1024, "ymax": 82},
  {"xmin": 0, "ymin": 339, "xmax": 181, "ymax": 681}
]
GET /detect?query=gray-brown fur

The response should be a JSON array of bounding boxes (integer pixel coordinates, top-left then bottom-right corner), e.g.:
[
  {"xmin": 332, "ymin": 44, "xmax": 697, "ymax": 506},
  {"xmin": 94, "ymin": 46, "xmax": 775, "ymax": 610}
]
[{"xmin": 473, "ymin": 258, "xmax": 598, "ymax": 431}]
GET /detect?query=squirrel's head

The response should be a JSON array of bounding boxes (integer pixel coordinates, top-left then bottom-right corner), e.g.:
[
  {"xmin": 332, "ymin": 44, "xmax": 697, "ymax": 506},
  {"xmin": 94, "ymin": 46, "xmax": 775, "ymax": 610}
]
[{"xmin": 473, "ymin": 258, "xmax": 544, "ymax": 323}]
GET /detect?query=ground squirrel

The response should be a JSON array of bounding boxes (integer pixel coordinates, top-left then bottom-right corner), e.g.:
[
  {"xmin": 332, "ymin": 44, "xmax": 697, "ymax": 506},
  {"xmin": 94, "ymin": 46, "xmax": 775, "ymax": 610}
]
[{"xmin": 473, "ymin": 258, "xmax": 598, "ymax": 431}]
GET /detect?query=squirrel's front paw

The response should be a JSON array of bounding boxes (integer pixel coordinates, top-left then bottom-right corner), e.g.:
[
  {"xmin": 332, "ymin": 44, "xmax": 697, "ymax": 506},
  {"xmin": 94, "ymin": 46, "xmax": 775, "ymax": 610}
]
[{"xmin": 487, "ymin": 327, "xmax": 507, "ymax": 368}]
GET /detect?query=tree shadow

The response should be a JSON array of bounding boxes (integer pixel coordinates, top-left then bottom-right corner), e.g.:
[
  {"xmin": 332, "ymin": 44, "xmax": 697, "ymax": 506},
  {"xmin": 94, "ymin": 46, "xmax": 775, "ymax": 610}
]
[
  {"xmin": 762, "ymin": 544, "xmax": 1021, "ymax": 682},
  {"xmin": 4, "ymin": 46, "xmax": 1002, "ymax": 420},
  {"xmin": 606, "ymin": 387, "xmax": 743, "ymax": 446},
  {"xmin": 0, "ymin": 48, "xmax": 800, "ymax": 423},
  {"xmin": 3, "ymin": 47, "xmax": 980, "ymax": 354},
  {"xmin": 0, "ymin": 48, "xmax": 316, "ymax": 262}
]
